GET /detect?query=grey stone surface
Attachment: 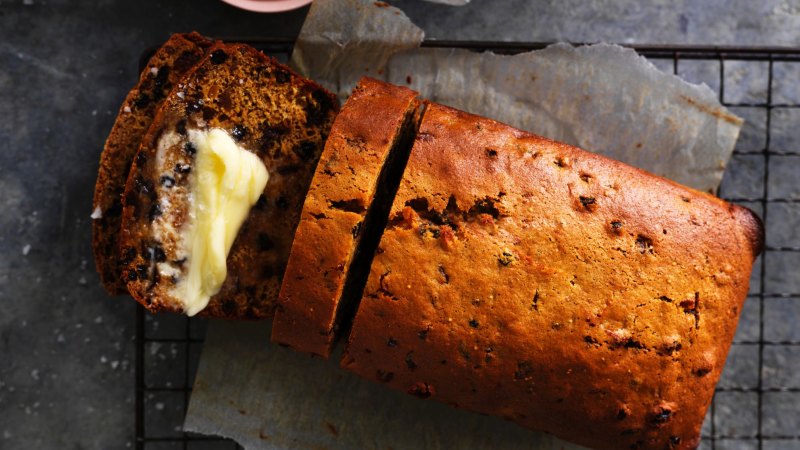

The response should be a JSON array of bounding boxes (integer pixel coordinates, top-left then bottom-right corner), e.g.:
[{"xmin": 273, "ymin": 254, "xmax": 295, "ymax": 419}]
[
  {"xmin": 733, "ymin": 296, "xmax": 761, "ymax": 343},
  {"xmin": 719, "ymin": 154, "xmax": 765, "ymax": 200},
  {"xmin": 729, "ymin": 106, "xmax": 768, "ymax": 152},
  {"xmin": 764, "ymin": 440, "xmax": 800, "ymax": 450},
  {"xmin": 145, "ymin": 313, "xmax": 190, "ymax": 340},
  {"xmin": 144, "ymin": 342, "xmax": 187, "ymax": 389},
  {"xmin": 765, "ymin": 250, "xmax": 800, "ymax": 294},
  {"xmin": 185, "ymin": 442, "xmax": 239, "ymax": 450},
  {"xmin": 773, "ymin": 62, "xmax": 800, "ymax": 105},
  {"xmin": 762, "ymin": 392, "xmax": 800, "ymax": 436},
  {"xmin": 767, "ymin": 201, "xmax": 800, "ymax": 248},
  {"xmin": 764, "ymin": 297, "xmax": 800, "ymax": 342},
  {"xmin": 714, "ymin": 391, "xmax": 759, "ymax": 438},
  {"xmin": 718, "ymin": 344, "xmax": 760, "ymax": 389},
  {"xmin": 701, "ymin": 404, "xmax": 713, "ymax": 437},
  {"xmin": 392, "ymin": 0, "xmax": 800, "ymax": 46},
  {"xmin": 144, "ymin": 391, "xmax": 186, "ymax": 438},
  {"xmin": 771, "ymin": 107, "xmax": 800, "ymax": 153},
  {"xmin": 716, "ymin": 439, "xmax": 760, "ymax": 450},
  {"xmin": 763, "ymin": 345, "xmax": 800, "ymax": 389},
  {"xmin": 769, "ymin": 155, "xmax": 800, "ymax": 199},
  {"xmin": 678, "ymin": 59, "xmax": 721, "ymax": 96},
  {"xmin": 1, "ymin": 0, "xmax": 798, "ymax": 449},
  {"xmin": 724, "ymin": 60, "xmax": 770, "ymax": 104}
]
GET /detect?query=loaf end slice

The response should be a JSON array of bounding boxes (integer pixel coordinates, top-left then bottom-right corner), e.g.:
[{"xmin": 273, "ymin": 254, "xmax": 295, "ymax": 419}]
[
  {"xmin": 92, "ymin": 32, "xmax": 213, "ymax": 295},
  {"xmin": 119, "ymin": 42, "xmax": 338, "ymax": 319},
  {"xmin": 272, "ymin": 78, "xmax": 422, "ymax": 357},
  {"xmin": 342, "ymin": 102, "xmax": 762, "ymax": 450}
]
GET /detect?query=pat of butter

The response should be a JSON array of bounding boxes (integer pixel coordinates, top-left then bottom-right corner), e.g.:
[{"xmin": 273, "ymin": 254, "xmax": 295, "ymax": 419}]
[{"xmin": 179, "ymin": 128, "xmax": 269, "ymax": 316}]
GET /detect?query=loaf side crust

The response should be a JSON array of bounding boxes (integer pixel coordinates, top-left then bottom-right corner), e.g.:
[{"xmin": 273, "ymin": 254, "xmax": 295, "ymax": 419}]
[{"xmin": 92, "ymin": 32, "xmax": 212, "ymax": 295}]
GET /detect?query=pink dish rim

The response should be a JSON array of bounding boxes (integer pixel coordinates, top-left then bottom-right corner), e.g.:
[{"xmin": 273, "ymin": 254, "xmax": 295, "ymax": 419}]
[{"xmin": 220, "ymin": 0, "xmax": 313, "ymax": 13}]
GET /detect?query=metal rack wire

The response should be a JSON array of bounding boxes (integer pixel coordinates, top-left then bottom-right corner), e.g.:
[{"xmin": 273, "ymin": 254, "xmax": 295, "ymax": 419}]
[{"xmin": 135, "ymin": 40, "xmax": 800, "ymax": 450}]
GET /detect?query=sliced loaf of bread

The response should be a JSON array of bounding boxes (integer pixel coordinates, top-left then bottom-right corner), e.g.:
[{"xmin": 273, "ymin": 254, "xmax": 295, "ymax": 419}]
[{"xmin": 341, "ymin": 102, "xmax": 762, "ymax": 450}]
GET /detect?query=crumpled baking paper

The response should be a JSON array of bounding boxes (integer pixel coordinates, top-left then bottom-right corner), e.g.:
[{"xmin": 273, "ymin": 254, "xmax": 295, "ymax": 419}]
[
  {"xmin": 290, "ymin": 0, "xmax": 424, "ymax": 99},
  {"xmin": 184, "ymin": 0, "xmax": 743, "ymax": 448},
  {"xmin": 292, "ymin": 0, "xmax": 741, "ymax": 194},
  {"xmin": 422, "ymin": 0, "xmax": 470, "ymax": 5},
  {"xmin": 186, "ymin": 321, "xmax": 584, "ymax": 450},
  {"xmin": 383, "ymin": 45, "xmax": 741, "ymax": 193}
]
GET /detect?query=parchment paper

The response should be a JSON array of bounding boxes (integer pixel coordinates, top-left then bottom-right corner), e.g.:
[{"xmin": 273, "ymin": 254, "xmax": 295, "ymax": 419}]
[
  {"xmin": 422, "ymin": 0, "xmax": 470, "ymax": 5},
  {"xmin": 185, "ymin": 0, "xmax": 743, "ymax": 448},
  {"xmin": 293, "ymin": 0, "xmax": 741, "ymax": 193},
  {"xmin": 187, "ymin": 321, "xmax": 585, "ymax": 450},
  {"xmin": 383, "ymin": 45, "xmax": 741, "ymax": 193},
  {"xmin": 290, "ymin": 0, "xmax": 424, "ymax": 99}
]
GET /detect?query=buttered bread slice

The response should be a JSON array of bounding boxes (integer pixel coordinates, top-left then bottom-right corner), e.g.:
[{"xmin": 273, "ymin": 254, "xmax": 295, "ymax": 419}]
[
  {"xmin": 119, "ymin": 42, "xmax": 338, "ymax": 318},
  {"xmin": 93, "ymin": 32, "xmax": 212, "ymax": 295}
]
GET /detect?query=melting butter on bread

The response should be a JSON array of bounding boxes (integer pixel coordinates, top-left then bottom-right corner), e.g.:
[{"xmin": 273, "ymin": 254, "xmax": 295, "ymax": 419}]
[
  {"xmin": 118, "ymin": 42, "xmax": 338, "ymax": 318},
  {"xmin": 92, "ymin": 32, "xmax": 213, "ymax": 295}
]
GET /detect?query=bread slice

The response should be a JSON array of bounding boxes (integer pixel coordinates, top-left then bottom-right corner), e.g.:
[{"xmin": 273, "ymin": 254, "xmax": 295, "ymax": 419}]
[
  {"xmin": 92, "ymin": 32, "xmax": 213, "ymax": 295},
  {"xmin": 118, "ymin": 42, "xmax": 338, "ymax": 319},
  {"xmin": 272, "ymin": 78, "xmax": 422, "ymax": 357},
  {"xmin": 341, "ymin": 103, "xmax": 763, "ymax": 450}
]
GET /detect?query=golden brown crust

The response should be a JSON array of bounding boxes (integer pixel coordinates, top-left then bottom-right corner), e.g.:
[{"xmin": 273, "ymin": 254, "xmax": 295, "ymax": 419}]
[
  {"xmin": 341, "ymin": 103, "xmax": 762, "ymax": 450},
  {"xmin": 92, "ymin": 32, "xmax": 213, "ymax": 295},
  {"xmin": 272, "ymin": 78, "xmax": 420, "ymax": 357},
  {"xmin": 118, "ymin": 42, "xmax": 338, "ymax": 319}
]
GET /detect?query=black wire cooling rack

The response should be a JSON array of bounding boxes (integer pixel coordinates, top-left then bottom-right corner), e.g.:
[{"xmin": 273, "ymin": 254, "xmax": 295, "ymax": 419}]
[{"xmin": 135, "ymin": 40, "xmax": 800, "ymax": 450}]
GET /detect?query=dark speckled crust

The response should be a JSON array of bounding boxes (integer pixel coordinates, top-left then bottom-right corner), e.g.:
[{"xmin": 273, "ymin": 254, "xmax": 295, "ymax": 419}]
[
  {"xmin": 272, "ymin": 78, "xmax": 421, "ymax": 357},
  {"xmin": 342, "ymin": 103, "xmax": 762, "ymax": 450},
  {"xmin": 118, "ymin": 42, "xmax": 338, "ymax": 319},
  {"xmin": 92, "ymin": 32, "xmax": 213, "ymax": 295}
]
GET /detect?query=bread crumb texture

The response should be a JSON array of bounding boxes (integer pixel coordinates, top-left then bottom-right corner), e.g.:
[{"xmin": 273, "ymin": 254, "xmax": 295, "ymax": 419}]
[
  {"xmin": 119, "ymin": 43, "xmax": 338, "ymax": 319},
  {"xmin": 273, "ymin": 78, "xmax": 420, "ymax": 357},
  {"xmin": 93, "ymin": 32, "xmax": 213, "ymax": 294}
]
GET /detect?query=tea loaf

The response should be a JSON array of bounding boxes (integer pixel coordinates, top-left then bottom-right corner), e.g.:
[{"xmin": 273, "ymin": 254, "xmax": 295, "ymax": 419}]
[
  {"xmin": 92, "ymin": 32, "xmax": 212, "ymax": 294},
  {"xmin": 118, "ymin": 42, "xmax": 338, "ymax": 318},
  {"xmin": 341, "ymin": 103, "xmax": 762, "ymax": 450},
  {"xmin": 272, "ymin": 78, "xmax": 422, "ymax": 357}
]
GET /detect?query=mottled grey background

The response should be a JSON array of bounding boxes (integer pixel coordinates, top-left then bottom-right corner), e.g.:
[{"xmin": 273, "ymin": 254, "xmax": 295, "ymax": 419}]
[{"xmin": 0, "ymin": 0, "xmax": 798, "ymax": 449}]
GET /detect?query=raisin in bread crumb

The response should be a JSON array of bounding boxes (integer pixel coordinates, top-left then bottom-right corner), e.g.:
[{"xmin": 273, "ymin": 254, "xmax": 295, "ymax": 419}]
[
  {"xmin": 118, "ymin": 42, "xmax": 338, "ymax": 319},
  {"xmin": 92, "ymin": 32, "xmax": 213, "ymax": 295},
  {"xmin": 342, "ymin": 102, "xmax": 763, "ymax": 450},
  {"xmin": 272, "ymin": 78, "xmax": 422, "ymax": 357}
]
